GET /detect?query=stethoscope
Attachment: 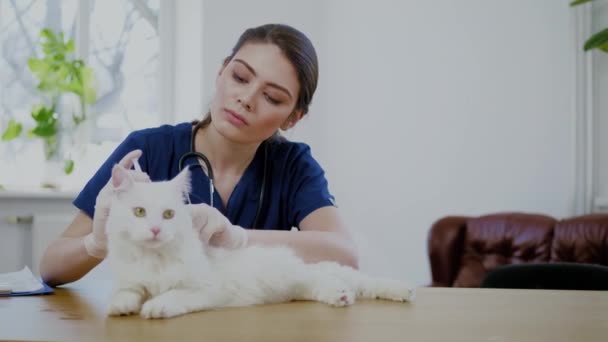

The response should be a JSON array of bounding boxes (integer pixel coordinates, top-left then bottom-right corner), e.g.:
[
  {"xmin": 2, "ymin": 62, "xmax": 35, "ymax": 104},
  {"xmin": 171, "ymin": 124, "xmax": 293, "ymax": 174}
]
[{"xmin": 177, "ymin": 121, "xmax": 268, "ymax": 229}]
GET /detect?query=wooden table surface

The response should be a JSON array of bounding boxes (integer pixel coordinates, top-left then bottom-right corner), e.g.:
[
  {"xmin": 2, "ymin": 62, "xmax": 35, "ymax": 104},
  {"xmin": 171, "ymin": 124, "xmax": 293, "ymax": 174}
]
[{"xmin": 1, "ymin": 279, "xmax": 607, "ymax": 342}]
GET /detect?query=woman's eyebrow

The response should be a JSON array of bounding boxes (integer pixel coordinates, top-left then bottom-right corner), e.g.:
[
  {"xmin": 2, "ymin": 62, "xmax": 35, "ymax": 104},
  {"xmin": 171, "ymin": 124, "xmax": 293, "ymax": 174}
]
[{"xmin": 233, "ymin": 59, "xmax": 293, "ymax": 99}]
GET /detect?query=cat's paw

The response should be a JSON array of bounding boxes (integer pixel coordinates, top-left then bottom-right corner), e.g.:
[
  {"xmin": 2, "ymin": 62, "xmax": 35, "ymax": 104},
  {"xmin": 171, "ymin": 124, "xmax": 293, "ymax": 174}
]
[
  {"xmin": 374, "ymin": 281, "xmax": 415, "ymax": 302},
  {"xmin": 383, "ymin": 286, "xmax": 414, "ymax": 302},
  {"xmin": 140, "ymin": 297, "xmax": 186, "ymax": 319},
  {"xmin": 316, "ymin": 287, "xmax": 355, "ymax": 307},
  {"xmin": 107, "ymin": 290, "xmax": 143, "ymax": 316}
]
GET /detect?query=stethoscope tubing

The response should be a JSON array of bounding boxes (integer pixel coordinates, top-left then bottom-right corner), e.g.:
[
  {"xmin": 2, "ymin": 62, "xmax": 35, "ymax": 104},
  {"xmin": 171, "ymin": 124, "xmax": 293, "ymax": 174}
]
[{"xmin": 177, "ymin": 121, "xmax": 267, "ymax": 228}]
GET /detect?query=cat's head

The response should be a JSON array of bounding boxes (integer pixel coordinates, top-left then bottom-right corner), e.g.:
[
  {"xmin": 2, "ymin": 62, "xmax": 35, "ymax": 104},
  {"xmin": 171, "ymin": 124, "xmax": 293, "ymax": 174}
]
[{"xmin": 106, "ymin": 165, "xmax": 192, "ymax": 249}]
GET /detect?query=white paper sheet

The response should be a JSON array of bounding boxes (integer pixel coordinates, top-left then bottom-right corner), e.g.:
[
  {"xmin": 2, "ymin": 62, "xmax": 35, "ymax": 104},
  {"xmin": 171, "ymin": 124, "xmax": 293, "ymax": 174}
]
[{"xmin": 0, "ymin": 266, "xmax": 44, "ymax": 293}]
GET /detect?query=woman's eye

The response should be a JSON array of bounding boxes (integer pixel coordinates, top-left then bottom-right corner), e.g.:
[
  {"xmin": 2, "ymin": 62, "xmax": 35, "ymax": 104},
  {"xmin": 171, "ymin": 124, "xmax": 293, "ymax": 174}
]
[
  {"xmin": 264, "ymin": 93, "xmax": 280, "ymax": 105},
  {"xmin": 163, "ymin": 209, "xmax": 175, "ymax": 219},
  {"xmin": 133, "ymin": 207, "xmax": 146, "ymax": 217},
  {"xmin": 232, "ymin": 73, "xmax": 246, "ymax": 83}
]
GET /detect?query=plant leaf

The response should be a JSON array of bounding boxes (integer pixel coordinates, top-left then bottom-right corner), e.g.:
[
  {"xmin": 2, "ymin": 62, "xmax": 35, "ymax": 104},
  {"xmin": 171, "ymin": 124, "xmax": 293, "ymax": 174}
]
[
  {"xmin": 31, "ymin": 105, "xmax": 55, "ymax": 122},
  {"xmin": 30, "ymin": 105, "xmax": 58, "ymax": 137},
  {"xmin": 41, "ymin": 28, "xmax": 55, "ymax": 42},
  {"xmin": 570, "ymin": 0, "xmax": 593, "ymax": 6},
  {"xmin": 64, "ymin": 159, "xmax": 74, "ymax": 174},
  {"xmin": 30, "ymin": 125, "xmax": 57, "ymax": 137},
  {"xmin": 27, "ymin": 58, "xmax": 47, "ymax": 73},
  {"xmin": 1, "ymin": 119, "xmax": 23, "ymax": 141},
  {"xmin": 25, "ymin": 27, "xmax": 97, "ymax": 145},
  {"xmin": 65, "ymin": 39, "xmax": 75, "ymax": 54},
  {"xmin": 584, "ymin": 28, "xmax": 608, "ymax": 51}
]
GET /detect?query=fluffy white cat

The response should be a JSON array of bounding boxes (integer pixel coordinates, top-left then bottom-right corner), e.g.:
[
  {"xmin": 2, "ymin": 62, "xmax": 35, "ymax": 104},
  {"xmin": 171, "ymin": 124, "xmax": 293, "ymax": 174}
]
[{"xmin": 105, "ymin": 165, "xmax": 413, "ymax": 319}]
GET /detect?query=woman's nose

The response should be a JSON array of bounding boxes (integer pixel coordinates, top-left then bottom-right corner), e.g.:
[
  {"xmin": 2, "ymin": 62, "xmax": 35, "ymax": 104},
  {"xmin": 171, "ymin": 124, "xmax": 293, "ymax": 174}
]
[{"xmin": 237, "ymin": 92, "xmax": 254, "ymax": 112}]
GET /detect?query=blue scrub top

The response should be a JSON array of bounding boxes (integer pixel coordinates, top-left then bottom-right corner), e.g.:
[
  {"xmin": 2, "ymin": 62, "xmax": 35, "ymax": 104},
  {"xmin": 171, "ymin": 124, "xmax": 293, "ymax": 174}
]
[{"xmin": 73, "ymin": 122, "xmax": 336, "ymax": 230}]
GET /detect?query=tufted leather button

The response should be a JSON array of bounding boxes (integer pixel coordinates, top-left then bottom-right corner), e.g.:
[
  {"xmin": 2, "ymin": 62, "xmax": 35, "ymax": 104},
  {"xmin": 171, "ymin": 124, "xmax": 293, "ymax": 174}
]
[
  {"xmin": 552, "ymin": 214, "xmax": 608, "ymax": 264},
  {"xmin": 450, "ymin": 213, "xmax": 555, "ymax": 287}
]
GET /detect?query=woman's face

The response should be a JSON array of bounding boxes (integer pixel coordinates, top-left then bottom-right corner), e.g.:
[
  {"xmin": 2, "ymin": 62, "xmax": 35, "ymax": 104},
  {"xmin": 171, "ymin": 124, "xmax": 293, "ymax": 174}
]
[{"xmin": 210, "ymin": 42, "xmax": 302, "ymax": 144}]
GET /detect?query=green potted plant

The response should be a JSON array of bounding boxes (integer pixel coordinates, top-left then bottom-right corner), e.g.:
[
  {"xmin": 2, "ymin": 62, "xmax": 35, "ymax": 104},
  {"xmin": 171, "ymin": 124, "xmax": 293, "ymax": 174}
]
[
  {"xmin": 1, "ymin": 28, "xmax": 96, "ymax": 181},
  {"xmin": 571, "ymin": 0, "xmax": 608, "ymax": 52}
]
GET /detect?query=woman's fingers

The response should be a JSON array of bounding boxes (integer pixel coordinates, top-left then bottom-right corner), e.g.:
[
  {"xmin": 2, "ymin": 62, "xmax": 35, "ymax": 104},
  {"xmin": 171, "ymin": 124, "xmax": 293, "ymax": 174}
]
[
  {"xmin": 116, "ymin": 149, "xmax": 150, "ymax": 182},
  {"xmin": 117, "ymin": 149, "xmax": 143, "ymax": 169},
  {"xmin": 131, "ymin": 172, "xmax": 151, "ymax": 182}
]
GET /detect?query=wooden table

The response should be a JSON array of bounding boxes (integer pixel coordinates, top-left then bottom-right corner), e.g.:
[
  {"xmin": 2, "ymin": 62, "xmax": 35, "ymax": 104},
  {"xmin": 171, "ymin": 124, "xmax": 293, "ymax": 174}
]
[{"xmin": 1, "ymin": 279, "xmax": 607, "ymax": 342}]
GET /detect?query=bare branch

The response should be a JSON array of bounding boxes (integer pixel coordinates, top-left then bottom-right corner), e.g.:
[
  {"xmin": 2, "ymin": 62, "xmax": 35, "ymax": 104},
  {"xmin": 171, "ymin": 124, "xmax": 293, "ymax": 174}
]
[
  {"xmin": 1, "ymin": 10, "xmax": 39, "ymax": 117},
  {"xmin": 0, "ymin": 0, "xmax": 36, "ymax": 32},
  {"xmin": 8, "ymin": 0, "xmax": 37, "ymax": 56},
  {"xmin": 129, "ymin": 0, "xmax": 158, "ymax": 33}
]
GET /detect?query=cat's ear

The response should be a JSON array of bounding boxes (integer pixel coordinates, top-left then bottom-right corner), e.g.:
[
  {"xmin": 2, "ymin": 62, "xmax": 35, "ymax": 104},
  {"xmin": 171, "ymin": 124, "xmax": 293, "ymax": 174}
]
[
  {"xmin": 171, "ymin": 167, "xmax": 191, "ymax": 200},
  {"xmin": 111, "ymin": 164, "xmax": 134, "ymax": 192}
]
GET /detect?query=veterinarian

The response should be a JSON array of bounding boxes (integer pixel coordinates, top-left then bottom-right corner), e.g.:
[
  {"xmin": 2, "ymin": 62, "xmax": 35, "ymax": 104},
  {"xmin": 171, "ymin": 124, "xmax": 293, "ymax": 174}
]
[{"xmin": 40, "ymin": 23, "xmax": 358, "ymax": 287}]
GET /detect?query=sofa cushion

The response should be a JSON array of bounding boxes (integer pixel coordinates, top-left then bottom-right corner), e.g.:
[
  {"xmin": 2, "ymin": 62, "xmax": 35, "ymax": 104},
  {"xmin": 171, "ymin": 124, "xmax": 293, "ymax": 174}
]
[
  {"xmin": 551, "ymin": 214, "xmax": 608, "ymax": 265},
  {"xmin": 452, "ymin": 213, "xmax": 555, "ymax": 287}
]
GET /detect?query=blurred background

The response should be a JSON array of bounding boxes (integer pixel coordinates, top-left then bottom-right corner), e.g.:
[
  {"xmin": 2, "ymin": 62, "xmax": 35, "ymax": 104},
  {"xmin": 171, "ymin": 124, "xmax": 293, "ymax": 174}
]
[{"xmin": 1, "ymin": 0, "xmax": 607, "ymax": 286}]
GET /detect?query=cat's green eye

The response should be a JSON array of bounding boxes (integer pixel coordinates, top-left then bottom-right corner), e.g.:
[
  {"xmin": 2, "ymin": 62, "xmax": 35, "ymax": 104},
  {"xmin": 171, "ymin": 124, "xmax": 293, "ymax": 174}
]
[
  {"xmin": 163, "ymin": 209, "xmax": 175, "ymax": 219},
  {"xmin": 133, "ymin": 207, "xmax": 146, "ymax": 217}
]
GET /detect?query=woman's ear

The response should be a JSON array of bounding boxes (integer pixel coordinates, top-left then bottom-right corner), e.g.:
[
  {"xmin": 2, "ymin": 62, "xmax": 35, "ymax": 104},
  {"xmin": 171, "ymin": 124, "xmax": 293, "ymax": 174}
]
[{"xmin": 281, "ymin": 110, "xmax": 304, "ymax": 130}]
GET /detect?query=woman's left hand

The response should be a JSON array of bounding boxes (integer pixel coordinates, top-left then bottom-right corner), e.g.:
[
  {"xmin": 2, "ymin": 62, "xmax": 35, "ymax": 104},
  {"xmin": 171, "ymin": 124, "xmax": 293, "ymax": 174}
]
[{"xmin": 188, "ymin": 203, "xmax": 248, "ymax": 249}]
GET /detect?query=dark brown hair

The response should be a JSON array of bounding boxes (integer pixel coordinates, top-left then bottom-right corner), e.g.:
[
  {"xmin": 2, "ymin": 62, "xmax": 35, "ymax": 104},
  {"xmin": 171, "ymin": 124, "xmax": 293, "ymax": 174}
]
[{"xmin": 197, "ymin": 23, "xmax": 319, "ymax": 133}]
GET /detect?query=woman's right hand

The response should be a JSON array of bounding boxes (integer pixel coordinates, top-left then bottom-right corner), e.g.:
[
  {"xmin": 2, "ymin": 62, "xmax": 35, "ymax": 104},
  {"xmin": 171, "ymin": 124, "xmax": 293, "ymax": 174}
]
[
  {"xmin": 83, "ymin": 149, "xmax": 150, "ymax": 258},
  {"xmin": 188, "ymin": 203, "xmax": 249, "ymax": 249}
]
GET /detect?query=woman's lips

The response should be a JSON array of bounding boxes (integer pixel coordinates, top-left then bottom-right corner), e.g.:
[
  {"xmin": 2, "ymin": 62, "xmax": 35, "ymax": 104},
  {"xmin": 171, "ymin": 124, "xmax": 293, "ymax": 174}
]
[{"xmin": 224, "ymin": 109, "xmax": 248, "ymax": 126}]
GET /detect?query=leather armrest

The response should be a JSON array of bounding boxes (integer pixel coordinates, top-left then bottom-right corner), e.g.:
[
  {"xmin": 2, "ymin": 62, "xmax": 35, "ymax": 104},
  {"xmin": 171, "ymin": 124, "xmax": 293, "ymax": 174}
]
[{"xmin": 428, "ymin": 216, "xmax": 468, "ymax": 287}]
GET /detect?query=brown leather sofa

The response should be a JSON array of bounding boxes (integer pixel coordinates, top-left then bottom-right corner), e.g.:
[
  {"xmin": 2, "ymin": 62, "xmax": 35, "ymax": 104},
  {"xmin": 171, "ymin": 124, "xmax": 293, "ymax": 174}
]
[{"xmin": 427, "ymin": 212, "xmax": 608, "ymax": 287}]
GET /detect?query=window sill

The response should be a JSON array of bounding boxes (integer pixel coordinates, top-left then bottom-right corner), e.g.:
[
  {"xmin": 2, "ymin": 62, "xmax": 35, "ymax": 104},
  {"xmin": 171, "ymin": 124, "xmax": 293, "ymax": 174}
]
[{"xmin": 0, "ymin": 187, "xmax": 77, "ymax": 200}]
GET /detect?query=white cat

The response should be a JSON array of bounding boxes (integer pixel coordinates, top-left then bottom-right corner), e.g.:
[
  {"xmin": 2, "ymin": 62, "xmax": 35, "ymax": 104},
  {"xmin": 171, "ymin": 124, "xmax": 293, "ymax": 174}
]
[{"xmin": 105, "ymin": 165, "xmax": 413, "ymax": 319}]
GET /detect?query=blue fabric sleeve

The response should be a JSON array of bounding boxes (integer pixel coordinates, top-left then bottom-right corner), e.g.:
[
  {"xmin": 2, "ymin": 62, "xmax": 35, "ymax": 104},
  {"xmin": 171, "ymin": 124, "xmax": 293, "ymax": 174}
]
[
  {"xmin": 72, "ymin": 132, "xmax": 146, "ymax": 218},
  {"xmin": 288, "ymin": 145, "xmax": 336, "ymax": 227}
]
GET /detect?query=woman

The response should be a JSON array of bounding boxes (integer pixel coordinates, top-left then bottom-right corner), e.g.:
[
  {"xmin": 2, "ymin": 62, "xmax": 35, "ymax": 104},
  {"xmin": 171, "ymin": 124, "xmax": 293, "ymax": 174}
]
[{"xmin": 40, "ymin": 23, "xmax": 358, "ymax": 287}]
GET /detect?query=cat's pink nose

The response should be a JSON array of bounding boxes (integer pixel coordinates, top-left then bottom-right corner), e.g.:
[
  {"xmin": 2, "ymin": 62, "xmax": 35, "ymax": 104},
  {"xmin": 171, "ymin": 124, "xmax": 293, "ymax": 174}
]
[{"xmin": 150, "ymin": 227, "xmax": 161, "ymax": 236}]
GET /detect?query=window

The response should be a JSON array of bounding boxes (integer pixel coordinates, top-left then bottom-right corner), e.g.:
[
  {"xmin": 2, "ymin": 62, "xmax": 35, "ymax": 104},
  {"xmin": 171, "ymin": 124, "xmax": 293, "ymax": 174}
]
[
  {"xmin": 0, "ymin": 0, "xmax": 78, "ymax": 128},
  {"xmin": 88, "ymin": 0, "xmax": 162, "ymax": 141},
  {"xmin": 0, "ymin": 0, "xmax": 172, "ymax": 189}
]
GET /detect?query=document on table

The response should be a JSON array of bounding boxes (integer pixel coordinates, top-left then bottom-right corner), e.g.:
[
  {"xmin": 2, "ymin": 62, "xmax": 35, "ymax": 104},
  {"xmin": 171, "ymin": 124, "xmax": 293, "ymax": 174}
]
[{"xmin": 0, "ymin": 266, "xmax": 53, "ymax": 296}]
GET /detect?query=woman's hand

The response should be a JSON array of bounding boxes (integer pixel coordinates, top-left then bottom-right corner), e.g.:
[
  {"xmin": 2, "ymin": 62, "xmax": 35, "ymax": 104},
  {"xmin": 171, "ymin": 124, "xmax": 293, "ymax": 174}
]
[
  {"xmin": 83, "ymin": 149, "xmax": 151, "ymax": 258},
  {"xmin": 188, "ymin": 203, "xmax": 248, "ymax": 249}
]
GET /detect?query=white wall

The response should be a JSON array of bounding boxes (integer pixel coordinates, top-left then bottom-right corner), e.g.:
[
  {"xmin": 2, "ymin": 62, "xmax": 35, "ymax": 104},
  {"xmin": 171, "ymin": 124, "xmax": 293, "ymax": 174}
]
[
  {"xmin": 173, "ymin": 0, "xmax": 204, "ymax": 122},
  {"xmin": 194, "ymin": 0, "xmax": 575, "ymax": 285}
]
